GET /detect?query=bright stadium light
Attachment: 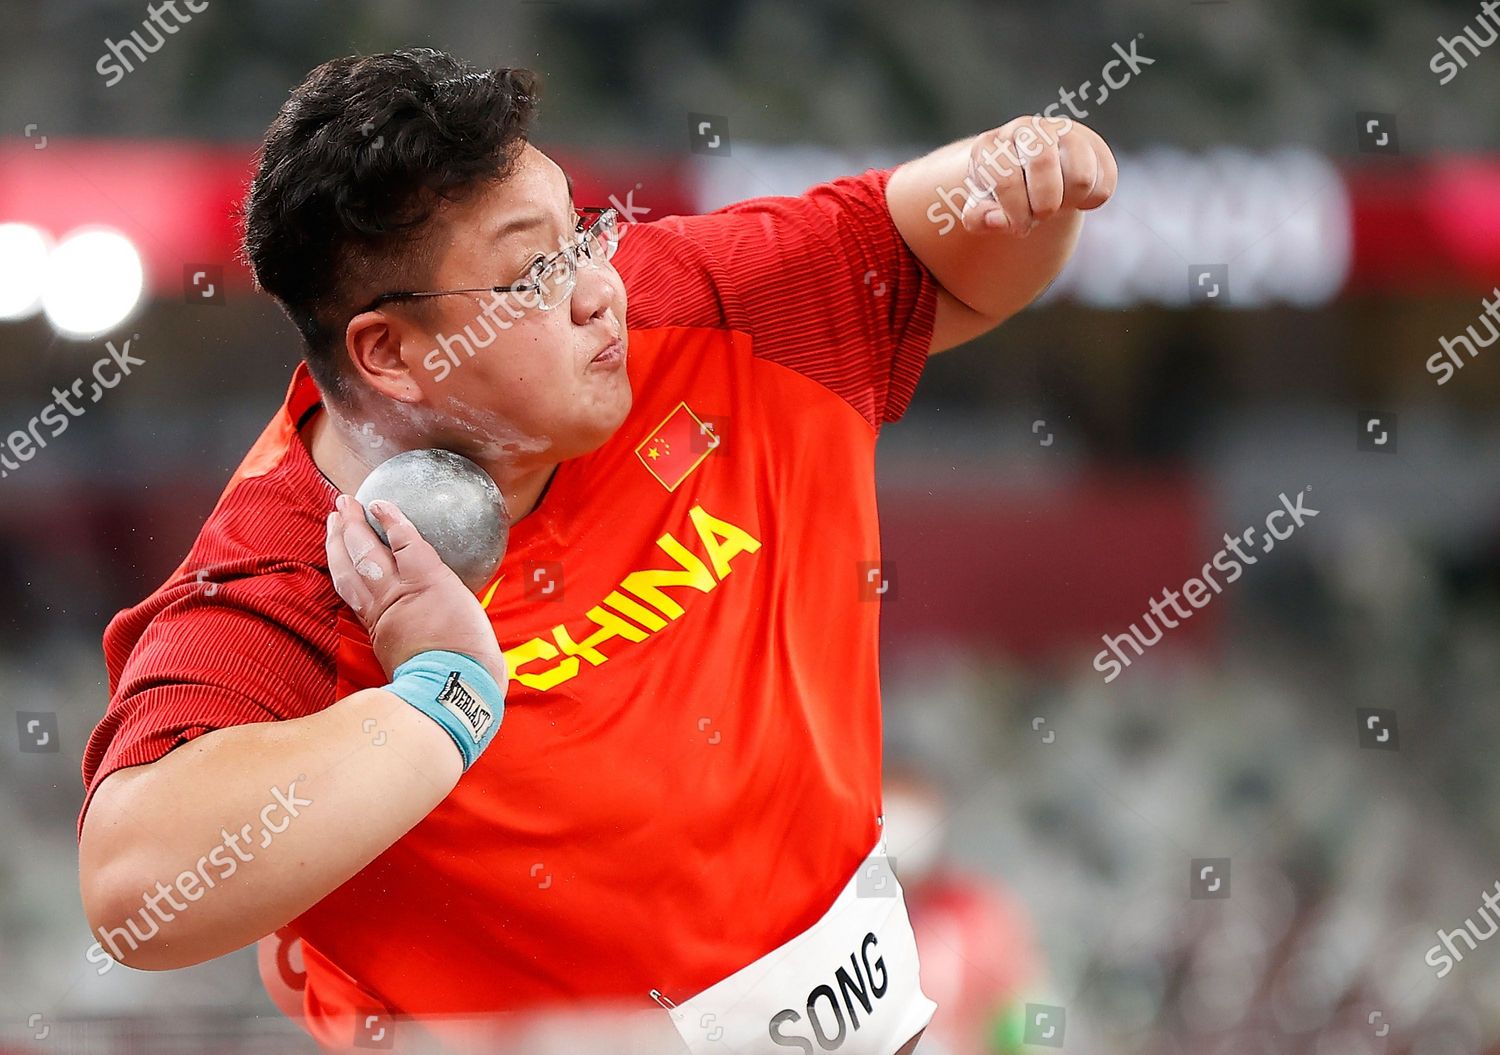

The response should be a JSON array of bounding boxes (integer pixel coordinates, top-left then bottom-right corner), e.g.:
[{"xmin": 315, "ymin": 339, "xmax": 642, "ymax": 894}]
[
  {"xmin": 41, "ymin": 226, "xmax": 145, "ymax": 339},
  {"xmin": 1044, "ymin": 148, "xmax": 1353, "ymax": 309},
  {"xmin": 0, "ymin": 223, "xmax": 53, "ymax": 321}
]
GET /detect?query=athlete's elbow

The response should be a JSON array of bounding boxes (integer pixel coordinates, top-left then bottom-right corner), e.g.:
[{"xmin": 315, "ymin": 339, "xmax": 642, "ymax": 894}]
[
  {"xmin": 80, "ymin": 860, "xmax": 215, "ymax": 971},
  {"xmin": 82, "ymin": 907, "xmax": 215, "ymax": 971}
]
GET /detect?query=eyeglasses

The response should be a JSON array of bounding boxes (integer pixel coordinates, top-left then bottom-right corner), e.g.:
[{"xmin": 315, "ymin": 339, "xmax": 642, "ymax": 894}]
[{"xmin": 356, "ymin": 206, "xmax": 619, "ymax": 315}]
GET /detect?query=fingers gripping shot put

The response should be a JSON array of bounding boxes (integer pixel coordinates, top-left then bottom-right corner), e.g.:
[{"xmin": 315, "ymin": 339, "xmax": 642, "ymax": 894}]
[
  {"xmin": 330, "ymin": 453, "xmax": 512, "ymax": 772},
  {"xmin": 353, "ymin": 448, "xmax": 510, "ymax": 592},
  {"xmin": 75, "ymin": 47, "xmax": 1114, "ymax": 1055}
]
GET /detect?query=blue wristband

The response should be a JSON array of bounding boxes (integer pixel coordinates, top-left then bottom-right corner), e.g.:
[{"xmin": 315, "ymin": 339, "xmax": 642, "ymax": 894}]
[{"xmin": 385, "ymin": 650, "xmax": 505, "ymax": 771}]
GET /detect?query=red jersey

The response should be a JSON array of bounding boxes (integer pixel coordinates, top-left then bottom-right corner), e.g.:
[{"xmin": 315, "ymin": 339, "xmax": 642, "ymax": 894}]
[{"xmin": 81, "ymin": 167, "xmax": 939, "ymax": 1049}]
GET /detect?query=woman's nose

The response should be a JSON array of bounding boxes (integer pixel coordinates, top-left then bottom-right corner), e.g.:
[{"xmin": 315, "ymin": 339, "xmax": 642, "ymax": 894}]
[{"xmin": 570, "ymin": 259, "xmax": 616, "ymax": 323}]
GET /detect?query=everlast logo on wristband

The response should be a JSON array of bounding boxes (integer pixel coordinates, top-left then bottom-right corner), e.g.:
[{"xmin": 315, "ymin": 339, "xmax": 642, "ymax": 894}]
[
  {"xmin": 768, "ymin": 932, "xmax": 888, "ymax": 1051},
  {"xmin": 437, "ymin": 672, "xmax": 495, "ymax": 740}
]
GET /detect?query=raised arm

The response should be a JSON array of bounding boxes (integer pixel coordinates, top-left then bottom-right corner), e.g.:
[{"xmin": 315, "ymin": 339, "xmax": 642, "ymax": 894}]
[{"xmin": 885, "ymin": 116, "xmax": 1118, "ymax": 354}]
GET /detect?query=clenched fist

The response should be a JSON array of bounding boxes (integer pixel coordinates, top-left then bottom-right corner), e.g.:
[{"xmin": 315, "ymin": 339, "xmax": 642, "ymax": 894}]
[{"xmin": 960, "ymin": 116, "xmax": 1118, "ymax": 235}]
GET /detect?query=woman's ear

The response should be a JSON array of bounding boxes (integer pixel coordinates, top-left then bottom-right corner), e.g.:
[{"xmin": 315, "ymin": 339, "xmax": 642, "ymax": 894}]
[{"xmin": 345, "ymin": 310, "xmax": 423, "ymax": 403}]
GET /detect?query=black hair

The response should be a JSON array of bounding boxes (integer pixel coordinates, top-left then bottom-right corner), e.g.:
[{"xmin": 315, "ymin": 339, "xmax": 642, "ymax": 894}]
[{"xmin": 241, "ymin": 49, "xmax": 539, "ymax": 401}]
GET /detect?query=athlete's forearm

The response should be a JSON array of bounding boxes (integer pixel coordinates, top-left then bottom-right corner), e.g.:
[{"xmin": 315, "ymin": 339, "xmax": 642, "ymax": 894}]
[
  {"xmin": 888, "ymin": 133, "xmax": 1083, "ymax": 324},
  {"xmin": 79, "ymin": 686, "xmax": 462, "ymax": 971},
  {"xmin": 887, "ymin": 117, "xmax": 1115, "ymax": 324}
]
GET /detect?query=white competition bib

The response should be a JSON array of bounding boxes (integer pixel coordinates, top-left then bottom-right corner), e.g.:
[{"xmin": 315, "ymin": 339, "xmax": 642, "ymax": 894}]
[{"xmin": 662, "ymin": 833, "xmax": 937, "ymax": 1055}]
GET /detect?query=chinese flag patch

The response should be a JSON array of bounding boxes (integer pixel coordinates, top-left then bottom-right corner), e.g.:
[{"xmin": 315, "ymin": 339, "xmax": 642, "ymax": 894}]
[{"xmin": 635, "ymin": 401, "xmax": 718, "ymax": 492}]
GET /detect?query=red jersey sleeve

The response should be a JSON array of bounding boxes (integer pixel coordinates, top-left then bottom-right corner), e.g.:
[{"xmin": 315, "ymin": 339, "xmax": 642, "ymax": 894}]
[
  {"xmin": 616, "ymin": 166, "xmax": 939, "ymax": 428},
  {"xmin": 79, "ymin": 563, "xmax": 338, "ymax": 835}
]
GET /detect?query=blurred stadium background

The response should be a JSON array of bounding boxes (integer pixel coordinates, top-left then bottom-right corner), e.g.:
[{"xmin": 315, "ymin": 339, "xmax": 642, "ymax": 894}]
[{"xmin": 4, "ymin": 0, "xmax": 1500, "ymax": 1052}]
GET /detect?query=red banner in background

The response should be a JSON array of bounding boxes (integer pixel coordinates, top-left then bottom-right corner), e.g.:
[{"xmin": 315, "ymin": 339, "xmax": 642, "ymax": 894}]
[
  {"xmin": 0, "ymin": 141, "xmax": 695, "ymax": 297},
  {"xmin": 1347, "ymin": 158, "xmax": 1500, "ymax": 298},
  {"xmin": 3, "ymin": 140, "xmax": 1498, "ymax": 302},
  {"xmin": 0, "ymin": 141, "xmax": 250, "ymax": 294},
  {"xmin": 877, "ymin": 474, "xmax": 1218, "ymax": 663}
]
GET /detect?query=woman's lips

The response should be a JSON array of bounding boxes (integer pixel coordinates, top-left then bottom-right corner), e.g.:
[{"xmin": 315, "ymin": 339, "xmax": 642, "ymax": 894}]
[{"xmin": 589, "ymin": 338, "xmax": 624, "ymax": 367}]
